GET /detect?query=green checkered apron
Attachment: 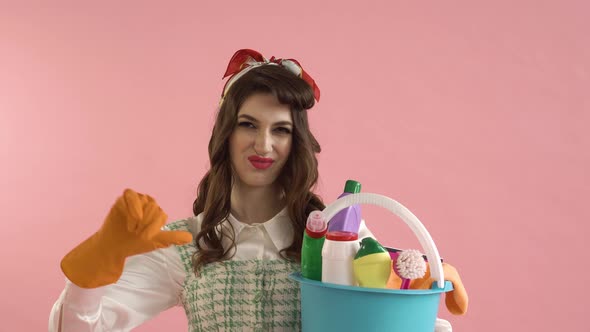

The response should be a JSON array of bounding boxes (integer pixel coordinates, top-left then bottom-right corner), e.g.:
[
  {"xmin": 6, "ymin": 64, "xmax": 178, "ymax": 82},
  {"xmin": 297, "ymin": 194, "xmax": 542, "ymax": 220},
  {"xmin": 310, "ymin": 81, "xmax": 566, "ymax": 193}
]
[{"xmin": 168, "ymin": 220, "xmax": 301, "ymax": 332}]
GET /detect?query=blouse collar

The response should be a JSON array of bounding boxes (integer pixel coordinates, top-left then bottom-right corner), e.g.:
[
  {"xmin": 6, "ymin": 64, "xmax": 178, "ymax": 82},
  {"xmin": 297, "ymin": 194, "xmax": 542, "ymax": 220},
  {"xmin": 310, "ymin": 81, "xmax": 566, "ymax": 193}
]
[{"xmin": 226, "ymin": 207, "xmax": 294, "ymax": 251}]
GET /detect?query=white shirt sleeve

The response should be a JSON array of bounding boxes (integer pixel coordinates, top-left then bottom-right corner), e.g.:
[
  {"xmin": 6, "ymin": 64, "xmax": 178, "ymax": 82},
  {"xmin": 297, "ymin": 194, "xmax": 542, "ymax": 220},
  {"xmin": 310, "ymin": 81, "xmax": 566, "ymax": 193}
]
[{"xmin": 48, "ymin": 245, "xmax": 186, "ymax": 332}]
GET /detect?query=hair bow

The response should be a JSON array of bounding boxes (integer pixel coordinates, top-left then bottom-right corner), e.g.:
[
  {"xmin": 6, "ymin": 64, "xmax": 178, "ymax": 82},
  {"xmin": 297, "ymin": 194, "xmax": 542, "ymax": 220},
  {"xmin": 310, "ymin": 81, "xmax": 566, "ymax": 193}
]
[{"xmin": 222, "ymin": 49, "xmax": 320, "ymax": 102}]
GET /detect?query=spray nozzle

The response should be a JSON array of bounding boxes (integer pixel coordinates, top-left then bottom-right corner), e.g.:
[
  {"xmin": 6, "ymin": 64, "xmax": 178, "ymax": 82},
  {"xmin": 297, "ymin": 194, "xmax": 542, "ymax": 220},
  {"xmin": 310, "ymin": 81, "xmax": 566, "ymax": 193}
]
[{"xmin": 306, "ymin": 210, "xmax": 327, "ymax": 233}]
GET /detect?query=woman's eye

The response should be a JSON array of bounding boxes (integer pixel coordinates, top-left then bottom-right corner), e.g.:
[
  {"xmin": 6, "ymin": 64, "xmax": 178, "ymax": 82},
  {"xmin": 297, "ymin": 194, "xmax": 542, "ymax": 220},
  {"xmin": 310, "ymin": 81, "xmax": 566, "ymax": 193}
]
[
  {"xmin": 274, "ymin": 127, "xmax": 292, "ymax": 134},
  {"xmin": 238, "ymin": 121, "xmax": 255, "ymax": 129}
]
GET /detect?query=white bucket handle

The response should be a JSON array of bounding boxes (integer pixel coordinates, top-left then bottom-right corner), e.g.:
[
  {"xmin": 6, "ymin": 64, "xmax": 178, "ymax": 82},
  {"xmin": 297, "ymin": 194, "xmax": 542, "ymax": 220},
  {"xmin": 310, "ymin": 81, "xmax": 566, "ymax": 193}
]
[{"xmin": 322, "ymin": 193, "xmax": 445, "ymax": 288}]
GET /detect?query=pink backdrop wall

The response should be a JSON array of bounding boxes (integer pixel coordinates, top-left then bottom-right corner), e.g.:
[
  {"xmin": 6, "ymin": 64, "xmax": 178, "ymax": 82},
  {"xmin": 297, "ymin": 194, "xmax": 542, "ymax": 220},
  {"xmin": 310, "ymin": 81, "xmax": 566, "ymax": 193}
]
[{"xmin": 1, "ymin": 1, "xmax": 588, "ymax": 331}]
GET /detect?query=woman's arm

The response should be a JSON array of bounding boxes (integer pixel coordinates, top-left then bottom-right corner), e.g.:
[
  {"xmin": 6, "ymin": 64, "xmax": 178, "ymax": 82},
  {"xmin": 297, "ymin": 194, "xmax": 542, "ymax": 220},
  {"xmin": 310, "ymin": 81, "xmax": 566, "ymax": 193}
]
[{"xmin": 49, "ymin": 245, "xmax": 184, "ymax": 332}]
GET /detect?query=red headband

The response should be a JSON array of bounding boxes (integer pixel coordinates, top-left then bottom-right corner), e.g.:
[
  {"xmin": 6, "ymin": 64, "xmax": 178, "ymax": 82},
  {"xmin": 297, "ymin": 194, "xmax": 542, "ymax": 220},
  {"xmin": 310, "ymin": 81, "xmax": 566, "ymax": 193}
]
[{"xmin": 222, "ymin": 49, "xmax": 320, "ymax": 102}]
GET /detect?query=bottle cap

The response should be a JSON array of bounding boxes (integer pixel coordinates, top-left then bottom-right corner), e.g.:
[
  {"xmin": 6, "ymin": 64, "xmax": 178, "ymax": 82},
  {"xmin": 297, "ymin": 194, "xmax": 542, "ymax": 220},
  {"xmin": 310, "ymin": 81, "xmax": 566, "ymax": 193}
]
[
  {"xmin": 344, "ymin": 180, "xmax": 361, "ymax": 193},
  {"xmin": 326, "ymin": 231, "xmax": 359, "ymax": 241},
  {"xmin": 306, "ymin": 211, "xmax": 327, "ymax": 238},
  {"xmin": 354, "ymin": 237, "xmax": 387, "ymax": 259}
]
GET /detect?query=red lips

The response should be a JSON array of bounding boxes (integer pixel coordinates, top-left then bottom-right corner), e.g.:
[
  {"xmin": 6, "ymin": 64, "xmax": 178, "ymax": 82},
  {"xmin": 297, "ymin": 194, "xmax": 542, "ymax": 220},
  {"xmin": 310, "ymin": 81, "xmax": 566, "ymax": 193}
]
[{"xmin": 248, "ymin": 155, "xmax": 274, "ymax": 170}]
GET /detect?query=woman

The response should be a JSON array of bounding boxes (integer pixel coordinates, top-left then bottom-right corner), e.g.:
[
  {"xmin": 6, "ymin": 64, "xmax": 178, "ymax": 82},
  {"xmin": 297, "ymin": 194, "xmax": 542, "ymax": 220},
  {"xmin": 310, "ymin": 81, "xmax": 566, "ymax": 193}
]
[{"xmin": 49, "ymin": 49, "xmax": 375, "ymax": 331}]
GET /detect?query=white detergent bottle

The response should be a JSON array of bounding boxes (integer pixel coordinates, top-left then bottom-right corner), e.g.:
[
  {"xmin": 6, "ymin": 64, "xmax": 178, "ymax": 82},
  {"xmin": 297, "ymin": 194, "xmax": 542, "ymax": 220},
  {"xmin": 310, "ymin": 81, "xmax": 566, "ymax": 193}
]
[{"xmin": 321, "ymin": 231, "xmax": 360, "ymax": 286}]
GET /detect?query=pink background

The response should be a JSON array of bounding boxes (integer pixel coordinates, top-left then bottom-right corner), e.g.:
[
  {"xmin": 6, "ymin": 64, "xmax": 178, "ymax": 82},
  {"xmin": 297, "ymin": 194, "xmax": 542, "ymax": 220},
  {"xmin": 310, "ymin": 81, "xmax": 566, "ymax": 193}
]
[{"xmin": 1, "ymin": 1, "xmax": 589, "ymax": 331}]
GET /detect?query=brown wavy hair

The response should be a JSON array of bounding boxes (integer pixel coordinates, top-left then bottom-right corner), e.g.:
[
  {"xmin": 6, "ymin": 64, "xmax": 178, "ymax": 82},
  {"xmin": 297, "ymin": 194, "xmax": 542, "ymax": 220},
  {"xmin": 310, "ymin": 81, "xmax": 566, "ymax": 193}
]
[{"xmin": 192, "ymin": 65, "xmax": 325, "ymax": 273}]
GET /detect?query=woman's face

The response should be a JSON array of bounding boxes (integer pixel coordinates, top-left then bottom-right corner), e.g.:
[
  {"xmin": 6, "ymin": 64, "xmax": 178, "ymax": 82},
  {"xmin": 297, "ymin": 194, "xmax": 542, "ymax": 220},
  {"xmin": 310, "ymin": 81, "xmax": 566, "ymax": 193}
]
[{"xmin": 229, "ymin": 93, "xmax": 293, "ymax": 189}]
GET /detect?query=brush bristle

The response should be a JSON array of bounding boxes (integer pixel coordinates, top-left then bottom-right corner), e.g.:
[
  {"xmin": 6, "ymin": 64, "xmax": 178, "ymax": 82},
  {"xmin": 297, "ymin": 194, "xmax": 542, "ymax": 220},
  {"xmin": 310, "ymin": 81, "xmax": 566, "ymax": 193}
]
[{"xmin": 396, "ymin": 249, "xmax": 427, "ymax": 279}]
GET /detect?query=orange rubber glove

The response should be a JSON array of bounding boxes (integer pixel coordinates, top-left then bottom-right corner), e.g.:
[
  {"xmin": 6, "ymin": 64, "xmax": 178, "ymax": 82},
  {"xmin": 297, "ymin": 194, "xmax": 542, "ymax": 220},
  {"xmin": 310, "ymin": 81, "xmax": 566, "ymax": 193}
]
[
  {"xmin": 60, "ymin": 189, "xmax": 193, "ymax": 288},
  {"xmin": 386, "ymin": 262, "xmax": 468, "ymax": 315}
]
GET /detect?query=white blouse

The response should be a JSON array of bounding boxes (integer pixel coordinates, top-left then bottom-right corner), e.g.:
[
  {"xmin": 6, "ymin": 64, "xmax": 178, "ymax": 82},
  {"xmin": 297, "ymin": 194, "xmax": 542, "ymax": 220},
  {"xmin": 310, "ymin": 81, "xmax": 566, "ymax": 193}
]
[{"xmin": 48, "ymin": 209, "xmax": 375, "ymax": 332}]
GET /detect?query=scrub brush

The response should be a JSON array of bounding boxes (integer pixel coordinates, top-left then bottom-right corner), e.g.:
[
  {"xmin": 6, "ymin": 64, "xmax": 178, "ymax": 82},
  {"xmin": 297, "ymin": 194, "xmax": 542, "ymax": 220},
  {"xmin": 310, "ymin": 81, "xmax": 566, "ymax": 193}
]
[{"xmin": 394, "ymin": 249, "xmax": 427, "ymax": 289}]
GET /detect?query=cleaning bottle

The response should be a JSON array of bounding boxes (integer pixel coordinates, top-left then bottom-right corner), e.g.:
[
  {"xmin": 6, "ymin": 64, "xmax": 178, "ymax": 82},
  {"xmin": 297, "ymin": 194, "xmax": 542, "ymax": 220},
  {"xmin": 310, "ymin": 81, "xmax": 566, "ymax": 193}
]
[
  {"xmin": 321, "ymin": 230, "xmax": 360, "ymax": 286},
  {"xmin": 353, "ymin": 237, "xmax": 392, "ymax": 288},
  {"xmin": 327, "ymin": 180, "xmax": 362, "ymax": 234},
  {"xmin": 301, "ymin": 211, "xmax": 328, "ymax": 281}
]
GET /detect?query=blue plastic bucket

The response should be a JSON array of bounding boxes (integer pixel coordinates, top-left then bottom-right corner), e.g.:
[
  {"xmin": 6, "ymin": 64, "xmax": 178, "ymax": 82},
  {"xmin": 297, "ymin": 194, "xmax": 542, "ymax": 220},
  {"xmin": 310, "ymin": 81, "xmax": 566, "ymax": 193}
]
[
  {"xmin": 290, "ymin": 273, "xmax": 452, "ymax": 331},
  {"xmin": 290, "ymin": 193, "xmax": 453, "ymax": 332}
]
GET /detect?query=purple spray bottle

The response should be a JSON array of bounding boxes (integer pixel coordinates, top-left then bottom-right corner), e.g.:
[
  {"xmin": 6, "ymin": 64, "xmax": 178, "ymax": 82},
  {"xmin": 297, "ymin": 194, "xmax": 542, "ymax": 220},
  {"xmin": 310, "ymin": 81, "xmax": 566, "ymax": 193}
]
[{"xmin": 327, "ymin": 180, "xmax": 362, "ymax": 234}]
